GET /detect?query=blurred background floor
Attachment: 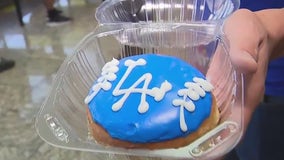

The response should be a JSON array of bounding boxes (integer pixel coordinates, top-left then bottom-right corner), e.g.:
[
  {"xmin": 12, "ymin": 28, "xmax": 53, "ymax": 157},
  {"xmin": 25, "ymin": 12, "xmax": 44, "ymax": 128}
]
[{"xmin": 0, "ymin": 0, "xmax": 144, "ymax": 159}]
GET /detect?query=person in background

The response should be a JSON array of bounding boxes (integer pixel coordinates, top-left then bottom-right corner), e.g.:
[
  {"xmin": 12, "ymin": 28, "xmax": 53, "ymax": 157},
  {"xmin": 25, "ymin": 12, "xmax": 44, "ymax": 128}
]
[
  {"xmin": 43, "ymin": 0, "xmax": 71, "ymax": 26},
  {"xmin": 223, "ymin": 1, "xmax": 284, "ymax": 160},
  {"xmin": 0, "ymin": 57, "xmax": 15, "ymax": 73}
]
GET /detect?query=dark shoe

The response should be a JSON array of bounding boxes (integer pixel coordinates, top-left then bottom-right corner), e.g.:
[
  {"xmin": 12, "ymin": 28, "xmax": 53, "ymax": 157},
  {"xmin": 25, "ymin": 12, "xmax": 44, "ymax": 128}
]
[
  {"xmin": 53, "ymin": 8, "xmax": 63, "ymax": 14},
  {"xmin": 47, "ymin": 9, "xmax": 71, "ymax": 26},
  {"xmin": 0, "ymin": 58, "xmax": 15, "ymax": 73},
  {"xmin": 47, "ymin": 14, "xmax": 72, "ymax": 27},
  {"xmin": 47, "ymin": 8, "xmax": 63, "ymax": 17}
]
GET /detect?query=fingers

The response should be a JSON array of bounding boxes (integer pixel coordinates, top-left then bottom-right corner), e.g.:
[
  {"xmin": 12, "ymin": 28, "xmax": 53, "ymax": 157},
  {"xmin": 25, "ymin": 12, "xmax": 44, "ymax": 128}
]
[
  {"xmin": 222, "ymin": 9, "xmax": 270, "ymax": 135},
  {"xmin": 223, "ymin": 9, "xmax": 267, "ymax": 74}
]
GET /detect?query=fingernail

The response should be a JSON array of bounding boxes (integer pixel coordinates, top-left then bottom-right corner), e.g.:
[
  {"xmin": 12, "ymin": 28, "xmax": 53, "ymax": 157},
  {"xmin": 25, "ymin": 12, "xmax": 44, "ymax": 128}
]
[{"xmin": 230, "ymin": 50, "xmax": 258, "ymax": 73}]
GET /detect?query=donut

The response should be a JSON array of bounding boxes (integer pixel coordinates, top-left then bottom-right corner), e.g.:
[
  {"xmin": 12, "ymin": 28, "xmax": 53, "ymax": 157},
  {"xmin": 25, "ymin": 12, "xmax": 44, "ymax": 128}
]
[{"xmin": 84, "ymin": 54, "xmax": 219, "ymax": 149}]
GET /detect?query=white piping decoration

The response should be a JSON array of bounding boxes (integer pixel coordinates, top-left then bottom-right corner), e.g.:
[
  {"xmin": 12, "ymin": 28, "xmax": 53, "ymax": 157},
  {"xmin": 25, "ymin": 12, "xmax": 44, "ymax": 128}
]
[
  {"xmin": 84, "ymin": 58, "xmax": 119, "ymax": 104},
  {"xmin": 173, "ymin": 77, "xmax": 213, "ymax": 132}
]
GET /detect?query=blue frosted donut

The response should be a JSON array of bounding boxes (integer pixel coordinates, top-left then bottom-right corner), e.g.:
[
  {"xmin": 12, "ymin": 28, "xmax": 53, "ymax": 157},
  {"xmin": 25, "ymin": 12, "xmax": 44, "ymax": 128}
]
[{"xmin": 85, "ymin": 54, "xmax": 213, "ymax": 143}]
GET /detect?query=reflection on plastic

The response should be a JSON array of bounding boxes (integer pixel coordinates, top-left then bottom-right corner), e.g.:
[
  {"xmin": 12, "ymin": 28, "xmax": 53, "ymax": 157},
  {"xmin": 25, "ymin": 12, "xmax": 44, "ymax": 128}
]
[
  {"xmin": 44, "ymin": 114, "xmax": 69, "ymax": 143},
  {"xmin": 96, "ymin": 0, "xmax": 239, "ymax": 23},
  {"xmin": 189, "ymin": 121, "xmax": 238, "ymax": 157}
]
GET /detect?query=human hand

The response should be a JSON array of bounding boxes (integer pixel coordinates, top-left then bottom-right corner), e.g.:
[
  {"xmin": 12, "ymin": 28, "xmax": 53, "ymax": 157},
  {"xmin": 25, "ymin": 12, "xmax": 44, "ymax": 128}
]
[
  {"xmin": 222, "ymin": 8, "xmax": 284, "ymax": 131},
  {"xmin": 209, "ymin": 8, "xmax": 284, "ymax": 160},
  {"xmin": 212, "ymin": 7, "xmax": 283, "ymax": 133},
  {"xmin": 223, "ymin": 9, "xmax": 270, "ymax": 130}
]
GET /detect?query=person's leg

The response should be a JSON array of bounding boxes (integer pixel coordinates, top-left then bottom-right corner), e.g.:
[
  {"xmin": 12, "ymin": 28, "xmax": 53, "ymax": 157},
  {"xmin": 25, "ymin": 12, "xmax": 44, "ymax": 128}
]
[
  {"xmin": 235, "ymin": 100, "xmax": 284, "ymax": 160},
  {"xmin": 223, "ymin": 149, "xmax": 240, "ymax": 160},
  {"xmin": 235, "ymin": 106, "xmax": 261, "ymax": 160},
  {"xmin": 44, "ymin": 0, "xmax": 62, "ymax": 14},
  {"xmin": 43, "ymin": 0, "xmax": 55, "ymax": 10},
  {"xmin": 0, "ymin": 58, "xmax": 15, "ymax": 73}
]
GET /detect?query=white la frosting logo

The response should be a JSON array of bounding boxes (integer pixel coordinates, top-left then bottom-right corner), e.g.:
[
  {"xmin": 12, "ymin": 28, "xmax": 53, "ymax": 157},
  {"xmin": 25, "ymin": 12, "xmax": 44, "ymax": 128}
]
[
  {"xmin": 111, "ymin": 58, "xmax": 172, "ymax": 114},
  {"xmin": 84, "ymin": 58, "xmax": 213, "ymax": 132}
]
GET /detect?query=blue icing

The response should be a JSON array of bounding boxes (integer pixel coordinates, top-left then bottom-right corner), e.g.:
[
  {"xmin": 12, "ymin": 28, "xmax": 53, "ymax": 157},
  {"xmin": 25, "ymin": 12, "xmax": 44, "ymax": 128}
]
[{"xmin": 87, "ymin": 54, "xmax": 212, "ymax": 143}]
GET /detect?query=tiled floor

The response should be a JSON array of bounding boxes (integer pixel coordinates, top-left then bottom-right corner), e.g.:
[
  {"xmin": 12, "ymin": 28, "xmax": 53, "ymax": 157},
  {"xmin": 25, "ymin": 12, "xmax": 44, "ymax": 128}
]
[{"xmin": 0, "ymin": 1, "xmax": 156, "ymax": 159}]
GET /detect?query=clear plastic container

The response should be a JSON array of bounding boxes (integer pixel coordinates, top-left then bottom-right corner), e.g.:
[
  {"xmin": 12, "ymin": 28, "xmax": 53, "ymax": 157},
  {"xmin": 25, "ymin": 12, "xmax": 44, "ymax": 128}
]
[
  {"xmin": 35, "ymin": 23, "xmax": 244, "ymax": 159},
  {"xmin": 95, "ymin": 0, "xmax": 240, "ymax": 24}
]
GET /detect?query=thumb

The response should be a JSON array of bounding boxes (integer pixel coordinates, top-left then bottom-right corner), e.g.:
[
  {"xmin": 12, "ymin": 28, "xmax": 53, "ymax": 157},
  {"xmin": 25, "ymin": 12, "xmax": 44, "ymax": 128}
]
[{"xmin": 223, "ymin": 9, "xmax": 265, "ymax": 74}]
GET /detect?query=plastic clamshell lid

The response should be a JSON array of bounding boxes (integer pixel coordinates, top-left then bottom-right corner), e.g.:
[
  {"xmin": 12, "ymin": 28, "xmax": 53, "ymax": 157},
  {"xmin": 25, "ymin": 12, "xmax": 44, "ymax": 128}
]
[{"xmin": 35, "ymin": 23, "xmax": 244, "ymax": 159}]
